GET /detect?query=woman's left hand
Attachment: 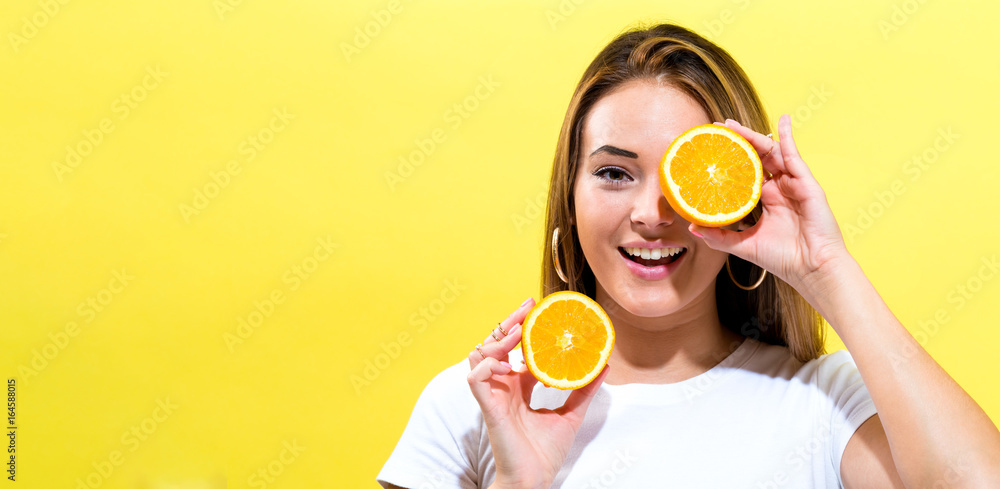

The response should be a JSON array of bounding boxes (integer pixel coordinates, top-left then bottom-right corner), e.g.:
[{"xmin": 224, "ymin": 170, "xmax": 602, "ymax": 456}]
[{"xmin": 689, "ymin": 115, "xmax": 850, "ymax": 291}]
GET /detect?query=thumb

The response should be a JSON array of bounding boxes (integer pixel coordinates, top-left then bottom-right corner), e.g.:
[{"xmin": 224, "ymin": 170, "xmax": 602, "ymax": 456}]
[{"xmin": 556, "ymin": 364, "xmax": 609, "ymax": 421}]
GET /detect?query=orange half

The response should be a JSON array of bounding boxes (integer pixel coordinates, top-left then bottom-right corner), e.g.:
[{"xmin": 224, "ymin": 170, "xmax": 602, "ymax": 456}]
[
  {"xmin": 521, "ymin": 291, "xmax": 614, "ymax": 390},
  {"xmin": 659, "ymin": 124, "xmax": 763, "ymax": 227}
]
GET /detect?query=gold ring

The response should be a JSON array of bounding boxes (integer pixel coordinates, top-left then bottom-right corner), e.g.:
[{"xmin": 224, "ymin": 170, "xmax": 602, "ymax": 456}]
[
  {"xmin": 762, "ymin": 134, "xmax": 775, "ymax": 159},
  {"xmin": 497, "ymin": 323, "xmax": 507, "ymax": 336},
  {"xmin": 475, "ymin": 344, "xmax": 486, "ymax": 360},
  {"xmin": 490, "ymin": 331, "xmax": 502, "ymax": 342}
]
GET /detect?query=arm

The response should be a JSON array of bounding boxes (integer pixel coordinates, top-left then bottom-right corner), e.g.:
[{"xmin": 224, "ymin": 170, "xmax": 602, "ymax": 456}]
[
  {"xmin": 841, "ymin": 414, "xmax": 906, "ymax": 488},
  {"xmin": 692, "ymin": 116, "xmax": 1000, "ymax": 488},
  {"xmin": 800, "ymin": 253, "xmax": 1000, "ymax": 488}
]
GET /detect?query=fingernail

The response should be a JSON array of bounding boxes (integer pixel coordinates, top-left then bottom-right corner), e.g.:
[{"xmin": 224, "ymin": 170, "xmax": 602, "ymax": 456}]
[
  {"xmin": 520, "ymin": 297, "xmax": 533, "ymax": 307},
  {"xmin": 510, "ymin": 323, "xmax": 521, "ymax": 336},
  {"xmin": 691, "ymin": 229, "xmax": 704, "ymax": 238},
  {"xmin": 500, "ymin": 361, "xmax": 511, "ymax": 369}
]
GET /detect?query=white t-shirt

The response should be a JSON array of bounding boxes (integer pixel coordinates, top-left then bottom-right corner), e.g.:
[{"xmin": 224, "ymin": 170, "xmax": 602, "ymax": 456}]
[{"xmin": 377, "ymin": 337, "xmax": 877, "ymax": 488}]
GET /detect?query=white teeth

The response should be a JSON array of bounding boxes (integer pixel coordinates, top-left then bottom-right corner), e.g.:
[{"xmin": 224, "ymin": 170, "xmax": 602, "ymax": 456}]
[{"xmin": 624, "ymin": 247, "xmax": 685, "ymax": 259}]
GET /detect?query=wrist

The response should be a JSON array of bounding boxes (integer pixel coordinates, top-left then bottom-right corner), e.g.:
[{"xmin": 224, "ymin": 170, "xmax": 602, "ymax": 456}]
[
  {"xmin": 791, "ymin": 241, "xmax": 852, "ymax": 289},
  {"xmin": 793, "ymin": 250, "xmax": 863, "ymax": 318}
]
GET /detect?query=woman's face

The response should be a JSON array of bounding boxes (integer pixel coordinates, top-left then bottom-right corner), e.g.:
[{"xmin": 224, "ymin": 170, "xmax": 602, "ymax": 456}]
[{"xmin": 572, "ymin": 79, "xmax": 741, "ymax": 319}]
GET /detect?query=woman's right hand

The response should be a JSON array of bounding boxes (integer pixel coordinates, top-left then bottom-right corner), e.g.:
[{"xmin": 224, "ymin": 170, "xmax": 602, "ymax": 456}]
[{"xmin": 467, "ymin": 297, "xmax": 610, "ymax": 489}]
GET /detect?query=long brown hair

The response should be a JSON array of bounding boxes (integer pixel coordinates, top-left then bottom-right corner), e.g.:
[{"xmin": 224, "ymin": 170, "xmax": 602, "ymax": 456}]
[{"xmin": 541, "ymin": 22, "xmax": 825, "ymax": 362}]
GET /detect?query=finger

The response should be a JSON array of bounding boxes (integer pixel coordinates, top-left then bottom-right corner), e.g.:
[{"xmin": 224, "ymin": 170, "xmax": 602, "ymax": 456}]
[
  {"xmin": 556, "ymin": 364, "xmax": 610, "ymax": 420},
  {"xmin": 483, "ymin": 297, "xmax": 535, "ymax": 345},
  {"xmin": 718, "ymin": 119, "xmax": 788, "ymax": 177},
  {"xmin": 470, "ymin": 322, "xmax": 522, "ymax": 368},
  {"xmin": 518, "ymin": 361, "xmax": 540, "ymax": 406},
  {"xmin": 471, "ymin": 298, "xmax": 534, "ymax": 368},
  {"xmin": 482, "ymin": 326, "xmax": 505, "ymax": 345},
  {"xmin": 689, "ymin": 221, "xmax": 758, "ymax": 257},
  {"xmin": 468, "ymin": 343, "xmax": 487, "ymax": 369},
  {"xmin": 467, "ymin": 357, "xmax": 513, "ymax": 410},
  {"xmin": 777, "ymin": 114, "xmax": 814, "ymax": 179}
]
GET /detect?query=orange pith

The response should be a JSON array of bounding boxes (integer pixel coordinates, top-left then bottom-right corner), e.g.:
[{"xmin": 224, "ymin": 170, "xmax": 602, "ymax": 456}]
[
  {"xmin": 659, "ymin": 124, "xmax": 763, "ymax": 227},
  {"xmin": 521, "ymin": 291, "xmax": 614, "ymax": 390}
]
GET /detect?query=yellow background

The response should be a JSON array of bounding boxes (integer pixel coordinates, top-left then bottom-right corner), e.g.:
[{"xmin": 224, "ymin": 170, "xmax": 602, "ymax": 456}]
[{"xmin": 1, "ymin": 0, "xmax": 998, "ymax": 487}]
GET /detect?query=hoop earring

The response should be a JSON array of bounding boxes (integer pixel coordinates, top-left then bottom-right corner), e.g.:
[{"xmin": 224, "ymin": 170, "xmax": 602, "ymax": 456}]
[
  {"xmin": 726, "ymin": 255, "xmax": 767, "ymax": 291},
  {"xmin": 552, "ymin": 227, "xmax": 569, "ymax": 284}
]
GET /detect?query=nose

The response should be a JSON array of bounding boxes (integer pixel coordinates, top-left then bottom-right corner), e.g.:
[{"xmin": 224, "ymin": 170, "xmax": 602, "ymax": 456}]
[{"xmin": 631, "ymin": 178, "xmax": 676, "ymax": 229}]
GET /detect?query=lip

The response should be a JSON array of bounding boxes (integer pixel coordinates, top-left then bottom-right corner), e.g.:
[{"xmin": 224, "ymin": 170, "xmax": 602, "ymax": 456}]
[
  {"xmin": 618, "ymin": 245, "xmax": 686, "ymax": 281},
  {"xmin": 620, "ymin": 241, "xmax": 687, "ymax": 250}
]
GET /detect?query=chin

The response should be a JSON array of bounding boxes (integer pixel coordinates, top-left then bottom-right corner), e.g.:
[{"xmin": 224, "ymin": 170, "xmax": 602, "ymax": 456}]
[
  {"xmin": 627, "ymin": 301, "xmax": 685, "ymax": 319},
  {"xmin": 605, "ymin": 285, "xmax": 685, "ymax": 319}
]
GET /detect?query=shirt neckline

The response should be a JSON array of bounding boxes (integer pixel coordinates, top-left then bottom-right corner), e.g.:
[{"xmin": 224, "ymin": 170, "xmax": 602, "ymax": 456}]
[{"xmin": 597, "ymin": 336, "xmax": 761, "ymax": 405}]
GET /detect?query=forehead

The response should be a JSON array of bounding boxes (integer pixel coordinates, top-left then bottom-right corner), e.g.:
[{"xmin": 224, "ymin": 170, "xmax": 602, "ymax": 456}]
[{"xmin": 581, "ymin": 79, "xmax": 711, "ymax": 160}]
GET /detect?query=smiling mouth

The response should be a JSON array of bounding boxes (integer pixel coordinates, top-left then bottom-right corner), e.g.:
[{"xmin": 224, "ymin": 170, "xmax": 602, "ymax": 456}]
[{"xmin": 618, "ymin": 247, "xmax": 686, "ymax": 267}]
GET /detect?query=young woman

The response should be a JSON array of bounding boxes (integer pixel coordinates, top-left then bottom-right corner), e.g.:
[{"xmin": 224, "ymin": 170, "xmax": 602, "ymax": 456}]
[{"xmin": 378, "ymin": 23, "xmax": 1000, "ymax": 488}]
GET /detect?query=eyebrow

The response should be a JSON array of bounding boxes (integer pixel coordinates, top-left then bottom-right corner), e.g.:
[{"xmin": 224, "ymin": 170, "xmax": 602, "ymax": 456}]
[{"xmin": 589, "ymin": 145, "xmax": 638, "ymax": 159}]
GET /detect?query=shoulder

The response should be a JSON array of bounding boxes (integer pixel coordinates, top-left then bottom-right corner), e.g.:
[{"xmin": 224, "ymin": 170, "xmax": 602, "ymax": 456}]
[
  {"xmin": 737, "ymin": 340, "xmax": 875, "ymax": 415},
  {"xmin": 377, "ymin": 359, "xmax": 487, "ymax": 488},
  {"xmin": 423, "ymin": 358, "xmax": 473, "ymax": 395},
  {"xmin": 412, "ymin": 358, "xmax": 481, "ymax": 418},
  {"xmin": 745, "ymin": 340, "xmax": 865, "ymax": 389},
  {"xmin": 749, "ymin": 343, "xmax": 877, "ymax": 434}
]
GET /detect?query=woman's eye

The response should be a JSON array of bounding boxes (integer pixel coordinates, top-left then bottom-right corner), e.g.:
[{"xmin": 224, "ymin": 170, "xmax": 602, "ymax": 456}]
[{"xmin": 594, "ymin": 167, "xmax": 632, "ymax": 184}]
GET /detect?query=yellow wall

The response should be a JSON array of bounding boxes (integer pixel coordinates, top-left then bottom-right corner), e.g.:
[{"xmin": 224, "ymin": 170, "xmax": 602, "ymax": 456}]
[{"xmin": 1, "ymin": 0, "xmax": 997, "ymax": 487}]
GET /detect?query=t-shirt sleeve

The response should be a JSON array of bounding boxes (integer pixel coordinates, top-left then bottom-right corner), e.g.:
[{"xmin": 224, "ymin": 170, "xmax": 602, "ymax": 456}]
[
  {"xmin": 815, "ymin": 349, "xmax": 878, "ymax": 486},
  {"xmin": 377, "ymin": 361, "xmax": 487, "ymax": 489}
]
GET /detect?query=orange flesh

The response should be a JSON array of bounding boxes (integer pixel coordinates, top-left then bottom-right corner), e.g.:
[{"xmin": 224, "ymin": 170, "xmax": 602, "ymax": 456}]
[
  {"xmin": 670, "ymin": 133, "xmax": 756, "ymax": 216},
  {"xmin": 529, "ymin": 300, "xmax": 607, "ymax": 382}
]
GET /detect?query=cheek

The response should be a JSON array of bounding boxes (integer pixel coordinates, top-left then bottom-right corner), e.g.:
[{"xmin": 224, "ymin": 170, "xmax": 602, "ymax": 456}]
[
  {"xmin": 687, "ymin": 241, "xmax": 731, "ymax": 288},
  {"xmin": 695, "ymin": 246, "xmax": 730, "ymax": 271},
  {"xmin": 572, "ymin": 188, "xmax": 621, "ymax": 262},
  {"xmin": 574, "ymin": 187, "xmax": 625, "ymax": 235}
]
